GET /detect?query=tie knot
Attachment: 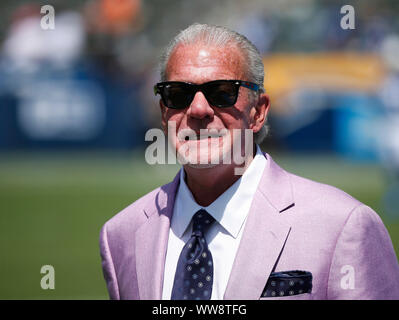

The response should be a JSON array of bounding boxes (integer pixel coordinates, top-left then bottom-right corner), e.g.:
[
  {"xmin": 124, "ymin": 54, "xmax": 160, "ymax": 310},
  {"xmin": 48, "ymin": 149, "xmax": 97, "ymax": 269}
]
[{"xmin": 192, "ymin": 209, "xmax": 214, "ymax": 236}]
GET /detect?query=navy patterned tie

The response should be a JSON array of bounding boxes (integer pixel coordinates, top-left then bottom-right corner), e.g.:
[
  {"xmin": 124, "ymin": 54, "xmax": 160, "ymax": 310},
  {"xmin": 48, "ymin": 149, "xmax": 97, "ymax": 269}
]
[{"xmin": 171, "ymin": 209, "xmax": 215, "ymax": 300}]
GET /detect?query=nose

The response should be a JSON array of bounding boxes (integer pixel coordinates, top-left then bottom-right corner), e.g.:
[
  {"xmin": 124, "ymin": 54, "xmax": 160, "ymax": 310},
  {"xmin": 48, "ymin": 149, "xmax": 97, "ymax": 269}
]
[{"xmin": 187, "ymin": 91, "xmax": 214, "ymax": 120}]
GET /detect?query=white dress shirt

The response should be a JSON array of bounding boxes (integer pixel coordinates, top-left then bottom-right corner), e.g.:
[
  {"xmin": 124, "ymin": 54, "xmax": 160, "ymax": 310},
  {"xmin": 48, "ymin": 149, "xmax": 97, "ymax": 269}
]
[{"xmin": 162, "ymin": 145, "xmax": 267, "ymax": 300}]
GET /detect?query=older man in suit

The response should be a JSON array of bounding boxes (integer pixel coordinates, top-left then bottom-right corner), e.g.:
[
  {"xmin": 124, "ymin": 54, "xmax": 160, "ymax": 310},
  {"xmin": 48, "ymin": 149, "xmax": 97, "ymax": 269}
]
[{"xmin": 99, "ymin": 23, "xmax": 399, "ymax": 300}]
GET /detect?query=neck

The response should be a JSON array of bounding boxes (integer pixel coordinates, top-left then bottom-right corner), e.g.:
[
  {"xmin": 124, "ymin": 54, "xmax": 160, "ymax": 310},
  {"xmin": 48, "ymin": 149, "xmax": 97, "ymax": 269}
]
[{"xmin": 183, "ymin": 144, "xmax": 257, "ymax": 207}]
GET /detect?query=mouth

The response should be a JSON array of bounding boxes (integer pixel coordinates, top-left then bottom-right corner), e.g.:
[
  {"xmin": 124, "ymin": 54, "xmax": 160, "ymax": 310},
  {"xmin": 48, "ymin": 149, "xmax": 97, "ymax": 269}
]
[{"xmin": 178, "ymin": 130, "xmax": 227, "ymax": 141}]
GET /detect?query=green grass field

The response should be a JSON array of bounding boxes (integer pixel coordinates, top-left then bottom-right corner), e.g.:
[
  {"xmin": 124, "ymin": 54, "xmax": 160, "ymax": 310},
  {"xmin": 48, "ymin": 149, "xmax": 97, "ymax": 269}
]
[{"xmin": 0, "ymin": 150, "xmax": 398, "ymax": 299}]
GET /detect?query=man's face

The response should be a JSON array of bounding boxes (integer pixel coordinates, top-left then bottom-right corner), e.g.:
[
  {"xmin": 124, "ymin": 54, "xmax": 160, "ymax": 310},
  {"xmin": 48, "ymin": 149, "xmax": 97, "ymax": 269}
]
[{"xmin": 160, "ymin": 43, "xmax": 268, "ymax": 167}]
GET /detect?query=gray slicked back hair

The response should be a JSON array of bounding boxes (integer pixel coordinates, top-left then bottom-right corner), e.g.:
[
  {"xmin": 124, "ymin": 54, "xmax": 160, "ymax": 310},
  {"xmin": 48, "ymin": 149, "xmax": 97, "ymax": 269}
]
[{"xmin": 158, "ymin": 23, "xmax": 269, "ymax": 144}]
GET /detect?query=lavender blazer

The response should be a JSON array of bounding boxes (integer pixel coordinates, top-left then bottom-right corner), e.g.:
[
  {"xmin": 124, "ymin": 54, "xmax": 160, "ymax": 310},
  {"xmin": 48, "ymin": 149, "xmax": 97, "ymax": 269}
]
[{"xmin": 99, "ymin": 153, "xmax": 399, "ymax": 299}]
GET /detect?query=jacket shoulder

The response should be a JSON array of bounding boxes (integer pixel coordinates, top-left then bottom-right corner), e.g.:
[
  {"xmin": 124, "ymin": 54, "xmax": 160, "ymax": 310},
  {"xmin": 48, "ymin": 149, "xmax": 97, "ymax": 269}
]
[
  {"xmin": 289, "ymin": 172, "xmax": 361, "ymax": 203},
  {"xmin": 287, "ymin": 171, "xmax": 364, "ymax": 222}
]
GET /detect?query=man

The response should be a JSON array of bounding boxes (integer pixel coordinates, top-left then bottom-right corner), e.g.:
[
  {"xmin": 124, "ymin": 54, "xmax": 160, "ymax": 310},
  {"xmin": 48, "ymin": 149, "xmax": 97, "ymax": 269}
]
[{"xmin": 100, "ymin": 23, "xmax": 399, "ymax": 300}]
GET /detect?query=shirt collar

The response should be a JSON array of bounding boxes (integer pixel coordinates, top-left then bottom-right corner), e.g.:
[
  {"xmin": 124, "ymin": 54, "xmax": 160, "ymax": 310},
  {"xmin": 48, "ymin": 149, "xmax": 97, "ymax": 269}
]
[{"xmin": 173, "ymin": 145, "xmax": 267, "ymax": 239}]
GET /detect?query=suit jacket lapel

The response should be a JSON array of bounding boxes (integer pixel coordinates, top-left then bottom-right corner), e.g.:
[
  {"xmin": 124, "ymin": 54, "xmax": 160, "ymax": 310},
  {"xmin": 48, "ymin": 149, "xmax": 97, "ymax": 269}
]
[
  {"xmin": 224, "ymin": 153, "xmax": 294, "ymax": 300},
  {"xmin": 135, "ymin": 173, "xmax": 180, "ymax": 299}
]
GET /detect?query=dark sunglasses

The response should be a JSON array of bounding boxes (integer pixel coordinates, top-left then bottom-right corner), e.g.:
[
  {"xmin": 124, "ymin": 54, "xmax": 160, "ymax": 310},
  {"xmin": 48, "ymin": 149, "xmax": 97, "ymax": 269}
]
[{"xmin": 154, "ymin": 80, "xmax": 260, "ymax": 109}]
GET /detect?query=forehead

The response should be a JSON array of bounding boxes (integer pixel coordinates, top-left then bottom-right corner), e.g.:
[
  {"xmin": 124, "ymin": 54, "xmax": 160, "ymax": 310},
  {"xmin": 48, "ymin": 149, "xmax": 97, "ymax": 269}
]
[{"xmin": 165, "ymin": 43, "xmax": 246, "ymax": 83}]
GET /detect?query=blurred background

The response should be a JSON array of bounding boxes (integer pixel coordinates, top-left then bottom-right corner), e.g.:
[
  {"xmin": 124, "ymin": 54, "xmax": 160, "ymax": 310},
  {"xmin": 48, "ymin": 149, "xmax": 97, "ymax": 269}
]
[{"xmin": 0, "ymin": 0, "xmax": 398, "ymax": 299}]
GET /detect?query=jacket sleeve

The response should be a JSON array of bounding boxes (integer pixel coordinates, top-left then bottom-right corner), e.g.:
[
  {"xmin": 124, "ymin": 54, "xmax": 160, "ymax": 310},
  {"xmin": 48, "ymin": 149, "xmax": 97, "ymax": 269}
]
[
  {"xmin": 327, "ymin": 204, "xmax": 399, "ymax": 299},
  {"xmin": 99, "ymin": 224, "xmax": 120, "ymax": 300}
]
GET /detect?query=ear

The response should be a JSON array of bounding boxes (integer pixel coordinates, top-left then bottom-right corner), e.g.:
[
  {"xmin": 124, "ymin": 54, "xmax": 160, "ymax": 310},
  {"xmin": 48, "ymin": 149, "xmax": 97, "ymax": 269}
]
[{"xmin": 250, "ymin": 93, "xmax": 270, "ymax": 133}]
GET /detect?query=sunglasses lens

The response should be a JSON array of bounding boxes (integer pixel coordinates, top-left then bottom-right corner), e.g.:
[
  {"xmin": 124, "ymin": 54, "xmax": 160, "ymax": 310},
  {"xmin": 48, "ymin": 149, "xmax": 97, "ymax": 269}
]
[
  {"xmin": 163, "ymin": 84, "xmax": 193, "ymax": 109},
  {"xmin": 158, "ymin": 81, "xmax": 241, "ymax": 109},
  {"xmin": 204, "ymin": 82, "xmax": 238, "ymax": 107}
]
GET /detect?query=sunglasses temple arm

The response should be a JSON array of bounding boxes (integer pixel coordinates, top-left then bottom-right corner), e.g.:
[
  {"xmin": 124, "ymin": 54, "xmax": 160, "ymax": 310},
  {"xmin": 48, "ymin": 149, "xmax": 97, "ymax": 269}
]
[{"xmin": 241, "ymin": 82, "xmax": 260, "ymax": 92}]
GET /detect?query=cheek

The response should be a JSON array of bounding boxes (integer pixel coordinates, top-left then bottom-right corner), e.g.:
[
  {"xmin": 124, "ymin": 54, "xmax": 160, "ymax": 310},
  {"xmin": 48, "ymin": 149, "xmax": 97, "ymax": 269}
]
[
  {"xmin": 217, "ymin": 104, "xmax": 253, "ymax": 129},
  {"xmin": 235, "ymin": 92, "xmax": 254, "ymax": 126},
  {"xmin": 215, "ymin": 113, "xmax": 246, "ymax": 130},
  {"xmin": 163, "ymin": 110, "xmax": 186, "ymax": 129},
  {"xmin": 240, "ymin": 98, "xmax": 257, "ymax": 127}
]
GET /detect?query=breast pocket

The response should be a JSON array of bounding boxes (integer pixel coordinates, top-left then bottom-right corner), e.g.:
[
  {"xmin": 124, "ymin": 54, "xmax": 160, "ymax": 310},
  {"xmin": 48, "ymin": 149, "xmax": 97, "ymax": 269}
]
[{"xmin": 260, "ymin": 270, "xmax": 313, "ymax": 300}]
